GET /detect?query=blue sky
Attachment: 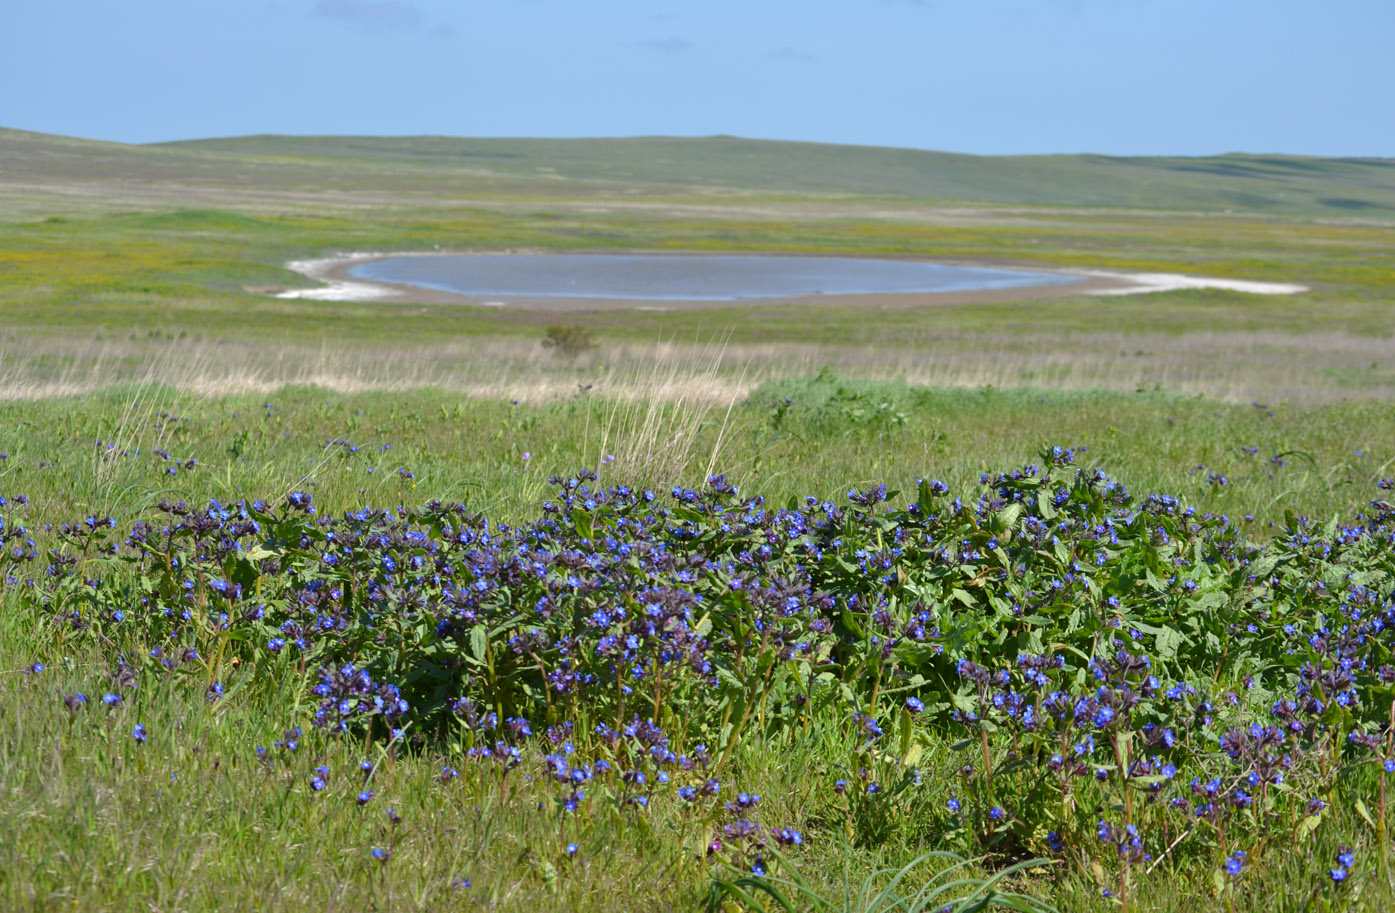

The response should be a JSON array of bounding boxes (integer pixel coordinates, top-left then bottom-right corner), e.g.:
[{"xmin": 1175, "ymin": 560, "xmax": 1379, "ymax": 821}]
[{"xmin": 2, "ymin": 0, "xmax": 1391, "ymax": 155}]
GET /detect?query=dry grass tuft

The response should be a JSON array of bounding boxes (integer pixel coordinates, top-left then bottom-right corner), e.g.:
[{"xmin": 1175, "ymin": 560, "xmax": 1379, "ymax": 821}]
[{"xmin": 2, "ymin": 328, "xmax": 1395, "ymax": 408}]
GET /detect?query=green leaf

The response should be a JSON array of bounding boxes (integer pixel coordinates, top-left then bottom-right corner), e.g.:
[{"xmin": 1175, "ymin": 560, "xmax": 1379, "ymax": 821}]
[
  {"xmin": 469, "ymin": 624, "xmax": 488, "ymax": 662},
  {"xmin": 714, "ymin": 661, "xmax": 750, "ymax": 688},
  {"xmin": 571, "ymin": 508, "xmax": 594, "ymax": 541},
  {"xmin": 995, "ymin": 503, "xmax": 1025, "ymax": 532},
  {"xmin": 1355, "ymin": 798, "xmax": 1377, "ymax": 829},
  {"xmin": 918, "ymin": 479, "xmax": 936, "ymax": 515}
]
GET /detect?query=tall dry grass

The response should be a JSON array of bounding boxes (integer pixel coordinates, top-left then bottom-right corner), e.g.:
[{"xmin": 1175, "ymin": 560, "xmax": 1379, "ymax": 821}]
[
  {"xmin": 584, "ymin": 337, "xmax": 749, "ymax": 487},
  {"xmin": 2, "ymin": 329, "xmax": 1394, "ymax": 407}
]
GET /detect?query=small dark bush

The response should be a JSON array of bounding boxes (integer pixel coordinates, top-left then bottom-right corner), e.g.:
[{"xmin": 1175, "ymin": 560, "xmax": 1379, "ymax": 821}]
[{"xmin": 542, "ymin": 324, "xmax": 597, "ymax": 357}]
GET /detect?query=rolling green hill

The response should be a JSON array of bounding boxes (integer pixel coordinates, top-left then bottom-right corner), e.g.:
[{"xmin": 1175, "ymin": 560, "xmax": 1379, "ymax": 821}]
[
  {"xmin": 2, "ymin": 126, "xmax": 1392, "ymax": 216},
  {"xmin": 161, "ymin": 133, "xmax": 1395, "ymax": 215}
]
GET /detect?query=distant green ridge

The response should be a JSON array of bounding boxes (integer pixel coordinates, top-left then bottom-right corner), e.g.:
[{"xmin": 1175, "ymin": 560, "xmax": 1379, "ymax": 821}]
[{"xmin": 3, "ymin": 126, "xmax": 1393, "ymax": 216}]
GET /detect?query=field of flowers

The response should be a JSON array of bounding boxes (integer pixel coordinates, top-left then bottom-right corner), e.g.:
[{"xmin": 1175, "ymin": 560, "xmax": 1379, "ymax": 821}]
[
  {"xmin": 4, "ymin": 385, "xmax": 1395, "ymax": 912},
  {"xmin": 5, "ymin": 125, "xmax": 1395, "ymax": 912}
]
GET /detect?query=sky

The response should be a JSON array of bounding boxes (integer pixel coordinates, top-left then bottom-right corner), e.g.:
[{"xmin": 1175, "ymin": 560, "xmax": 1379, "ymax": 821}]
[{"xmin": 2, "ymin": 0, "xmax": 1391, "ymax": 156}]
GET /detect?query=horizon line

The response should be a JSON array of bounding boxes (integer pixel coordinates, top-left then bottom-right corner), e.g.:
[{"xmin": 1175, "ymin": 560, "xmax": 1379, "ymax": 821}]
[{"xmin": 4, "ymin": 124, "xmax": 1392, "ymax": 163}]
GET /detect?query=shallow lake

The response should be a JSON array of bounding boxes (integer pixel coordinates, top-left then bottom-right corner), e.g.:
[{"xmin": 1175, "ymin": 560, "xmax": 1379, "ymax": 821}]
[{"xmin": 349, "ymin": 254, "xmax": 1080, "ymax": 301}]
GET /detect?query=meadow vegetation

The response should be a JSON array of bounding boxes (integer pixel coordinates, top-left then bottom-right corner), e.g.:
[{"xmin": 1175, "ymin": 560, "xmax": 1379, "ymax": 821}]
[
  {"xmin": 1, "ymin": 128, "xmax": 1394, "ymax": 911},
  {"xmin": 3, "ymin": 128, "xmax": 1395, "ymax": 405}
]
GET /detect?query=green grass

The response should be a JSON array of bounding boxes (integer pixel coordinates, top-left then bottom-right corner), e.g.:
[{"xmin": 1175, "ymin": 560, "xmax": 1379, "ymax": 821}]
[
  {"xmin": 1, "ymin": 378, "xmax": 1392, "ymax": 546},
  {"xmin": 3, "ymin": 383, "xmax": 1395, "ymax": 912},
  {"xmin": 2, "ymin": 125, "xmax": 1394, "ymax": 406},
  {"xmin": 1, "ymin": 203, "xmax": 1393, "ymax": 409},
  {"xmin": 0, "ymin": 627, "xmax": 1063, "ymax": 913},
  {"xmin": 2, "ymin": 125, "xmax": 1395, "ymax": 912},
  {"xmin": 9, "ymin": 661, "xmax": 1374, "ymax": 913},
  {"xmin": 22, "ymin": 127, "xmax": 1395, "ymax": 217}
]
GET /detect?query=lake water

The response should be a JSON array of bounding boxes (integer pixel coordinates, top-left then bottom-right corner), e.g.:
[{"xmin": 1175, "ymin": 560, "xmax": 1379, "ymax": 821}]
[{"xmin": 349, "ymin": 254, "xmax": 1079, "ymax": 301}]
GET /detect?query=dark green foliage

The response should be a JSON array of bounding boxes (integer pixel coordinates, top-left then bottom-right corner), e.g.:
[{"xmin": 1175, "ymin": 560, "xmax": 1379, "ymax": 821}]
[
  {"xmin": 8, "ymin": 447, "xmax": 1395, "ymax": 908},
  {"xmin": 543, "ymin": 324, "xmax": 599, "ymax": 357}
]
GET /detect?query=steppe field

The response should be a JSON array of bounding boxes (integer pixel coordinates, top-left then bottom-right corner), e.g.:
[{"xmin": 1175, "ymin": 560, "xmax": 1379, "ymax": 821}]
[{"xmin": 3, "ymin": 126, "xmax": 1395, "ymax": 912}]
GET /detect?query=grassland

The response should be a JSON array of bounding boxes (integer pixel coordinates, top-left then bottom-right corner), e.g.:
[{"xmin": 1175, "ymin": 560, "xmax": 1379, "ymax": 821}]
[
  {"xmin": 15, "ymin": 128, "xmax": 1395, "ymax": 215},
  {"xmin": 1, "ymin": 127, "xmax": 1395, "ymax": 912},
  {"xmin": 1, "ymin": 379, "xmax": 1392, "ymax": 533},
  {"xmin": 6, "ymin": 382, "xmax": 1395, "ymax": 913},
  {"xmin": 3, "ymin": 127, "xmax": 1395, "ymax": 405}
]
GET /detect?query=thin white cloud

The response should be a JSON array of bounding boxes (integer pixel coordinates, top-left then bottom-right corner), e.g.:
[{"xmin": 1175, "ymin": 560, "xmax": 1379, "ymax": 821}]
[
  {"xmin": 631, "ymin": 36, "xmax": 696, "ymax": 54},
  {"xmin": 770, "ymin": 46, "xmax": 818, "ymax": 63},
  {"xmin": 312, "ymin": 0, "xmax": 455, "ymax": 38}
]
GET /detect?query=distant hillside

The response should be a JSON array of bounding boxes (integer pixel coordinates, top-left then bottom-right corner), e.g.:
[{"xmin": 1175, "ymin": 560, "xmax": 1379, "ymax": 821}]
[
  {"xmin": 160, "ymin": 134, "xmax": 1395, "ymax": 215},
  {"xmin": 3, "ymin": 127, "xmax": 1394, "ymax": 217}
]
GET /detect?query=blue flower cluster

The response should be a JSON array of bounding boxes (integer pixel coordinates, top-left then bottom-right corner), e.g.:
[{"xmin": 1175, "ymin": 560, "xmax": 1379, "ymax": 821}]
[{"xmin": 10, "ymin": 446, "xmax": 1395, "ymax": 890}]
